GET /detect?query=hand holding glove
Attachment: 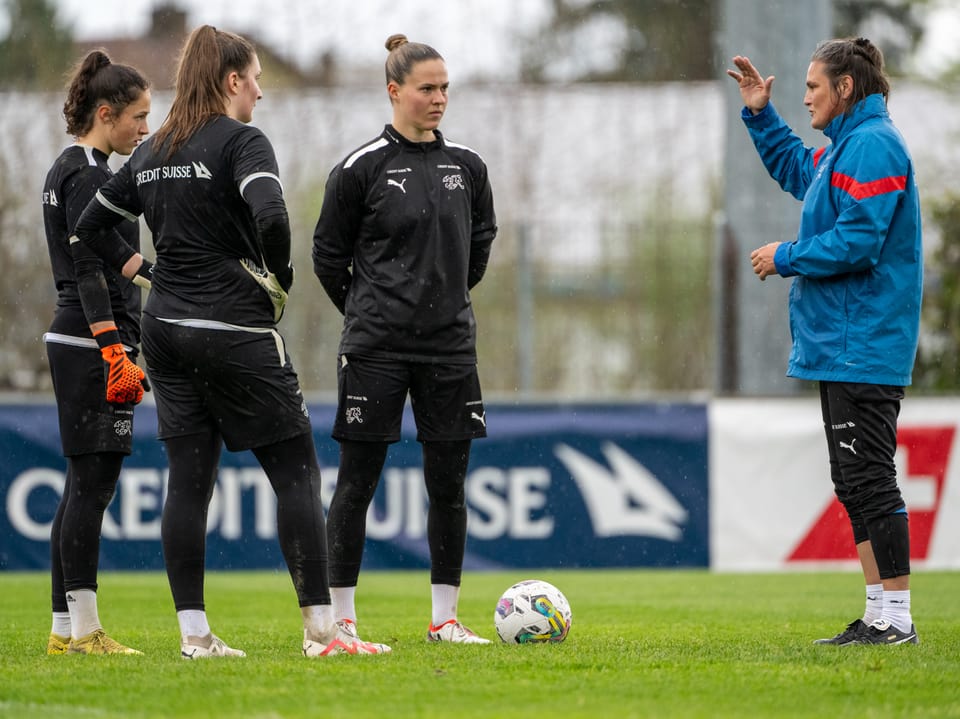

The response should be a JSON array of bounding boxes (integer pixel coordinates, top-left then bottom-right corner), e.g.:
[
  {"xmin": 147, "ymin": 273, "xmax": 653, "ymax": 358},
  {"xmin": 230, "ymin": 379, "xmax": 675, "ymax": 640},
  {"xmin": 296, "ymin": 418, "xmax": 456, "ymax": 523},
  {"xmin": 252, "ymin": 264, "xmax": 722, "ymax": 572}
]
[
  {"xmin": 133, "ymin": 258, "xmax": 155, "ymax": 289},
  {"xmin": 93, "ymin": 325, "xmax": 147, "ymax": 404},
  {"xmin": 240, "ymin": 258, "xmax": 293, "ymax": 322}
]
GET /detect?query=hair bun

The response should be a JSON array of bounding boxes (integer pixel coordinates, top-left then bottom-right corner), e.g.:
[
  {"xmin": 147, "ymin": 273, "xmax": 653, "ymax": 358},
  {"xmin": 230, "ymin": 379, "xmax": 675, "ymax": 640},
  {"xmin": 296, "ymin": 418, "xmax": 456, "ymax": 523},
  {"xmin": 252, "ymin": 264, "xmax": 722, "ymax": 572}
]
[{"xmin": 385, "ymin": 34, "xmax": 408, "ymax": 52}]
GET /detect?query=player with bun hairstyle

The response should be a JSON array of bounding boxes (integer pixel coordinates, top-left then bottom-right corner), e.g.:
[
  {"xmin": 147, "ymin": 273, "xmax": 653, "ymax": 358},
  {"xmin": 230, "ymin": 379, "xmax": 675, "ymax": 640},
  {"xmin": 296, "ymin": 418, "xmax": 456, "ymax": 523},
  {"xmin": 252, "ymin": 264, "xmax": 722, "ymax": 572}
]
[
  {"xmin": 42, "ymin": 49, "xmax": 151, "ymax": 655},
  {"xmin": 728, "ymin": 38, "xmax": 922, "ymax": 646},
  {"xmin": 313, "ymin": 34, "xmax": 497, "ymax": 645},
  {"xmin": 71, "ymin": 26, "xmax": 388, "ymax": 659}
]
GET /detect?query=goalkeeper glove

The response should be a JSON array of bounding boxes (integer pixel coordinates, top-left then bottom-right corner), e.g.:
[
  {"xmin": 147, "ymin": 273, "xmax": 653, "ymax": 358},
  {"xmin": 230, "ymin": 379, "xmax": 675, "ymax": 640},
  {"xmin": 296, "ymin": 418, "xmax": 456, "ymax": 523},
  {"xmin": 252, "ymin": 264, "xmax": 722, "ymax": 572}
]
[
  {"xmin": 93, "ymin": 325, "xmax": 146, "ymax": 405},
  {"xmin": 133, "ymin": 258, "xmax": 154, "ymax": 289},
  {"xmin": 240, "ymin": 258, "xmax": 292, "ymax": 323}
]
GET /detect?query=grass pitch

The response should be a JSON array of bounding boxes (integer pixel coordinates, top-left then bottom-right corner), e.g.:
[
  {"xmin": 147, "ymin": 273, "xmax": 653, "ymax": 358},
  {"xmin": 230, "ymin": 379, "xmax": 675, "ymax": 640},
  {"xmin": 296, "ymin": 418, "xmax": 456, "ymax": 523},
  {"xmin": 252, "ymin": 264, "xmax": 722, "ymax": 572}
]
[{"xmin": 1, "ymin": 569, "xmax": 958, "ymax": 718}]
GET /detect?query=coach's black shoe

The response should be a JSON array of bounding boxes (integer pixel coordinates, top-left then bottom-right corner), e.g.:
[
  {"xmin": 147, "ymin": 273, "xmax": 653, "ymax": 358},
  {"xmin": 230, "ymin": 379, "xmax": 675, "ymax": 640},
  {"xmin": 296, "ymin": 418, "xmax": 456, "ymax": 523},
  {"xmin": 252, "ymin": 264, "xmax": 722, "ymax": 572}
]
[
  {"xmin": 855, "ymin": 619, "xmax": 919, "ymax": 645},
  {"xmin": 813, "ymin": 618, "xmax": 868, "ymax": 646}
]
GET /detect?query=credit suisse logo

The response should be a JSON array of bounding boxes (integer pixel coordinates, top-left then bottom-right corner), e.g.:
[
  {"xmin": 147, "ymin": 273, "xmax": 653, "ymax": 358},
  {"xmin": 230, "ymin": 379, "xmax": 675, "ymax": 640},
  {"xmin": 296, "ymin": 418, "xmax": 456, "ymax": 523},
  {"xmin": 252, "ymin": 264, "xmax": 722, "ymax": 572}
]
[{"xmin": 788, "ymin": 426, "xmax": 953, "ymax": 561}]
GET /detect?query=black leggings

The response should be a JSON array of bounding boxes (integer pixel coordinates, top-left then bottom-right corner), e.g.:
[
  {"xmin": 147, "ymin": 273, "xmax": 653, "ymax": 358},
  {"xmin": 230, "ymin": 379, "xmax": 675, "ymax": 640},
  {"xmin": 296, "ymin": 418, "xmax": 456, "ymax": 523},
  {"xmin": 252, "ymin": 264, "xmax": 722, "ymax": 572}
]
[
  {"xmin": 161, "ymin": 430, "xmax": 330, "ymax": 610},
  {"xmin": 50, "ymin": 453, "xmax": 124, "ymax": 611},
  {"xmin": 327, "ymin": 439, "xmax": 471, "ymax": 587}
]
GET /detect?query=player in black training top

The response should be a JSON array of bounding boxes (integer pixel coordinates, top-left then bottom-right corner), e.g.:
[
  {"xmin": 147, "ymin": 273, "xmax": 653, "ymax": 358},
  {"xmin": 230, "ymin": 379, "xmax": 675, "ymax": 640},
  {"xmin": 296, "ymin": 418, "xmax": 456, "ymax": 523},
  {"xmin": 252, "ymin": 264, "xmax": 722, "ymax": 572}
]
[
  {"xmin": 72, "ymin": 26, "xmax": 388, "ymax": 659},
  {"xmin": 313, "ymin": 34, "xmax": 497, "ymax": 646},
  {"xmin": 42, "ymin": 50, "xmax": 151, "ymax": 656}
]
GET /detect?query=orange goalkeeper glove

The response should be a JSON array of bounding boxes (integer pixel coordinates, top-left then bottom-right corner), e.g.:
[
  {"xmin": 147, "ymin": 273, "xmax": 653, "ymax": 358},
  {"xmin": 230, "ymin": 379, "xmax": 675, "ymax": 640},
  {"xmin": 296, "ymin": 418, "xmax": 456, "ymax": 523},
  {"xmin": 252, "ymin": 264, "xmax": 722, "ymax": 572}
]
[{"xmin": 93, "ymin": 325, "xmax": 146, "ymax": 405}]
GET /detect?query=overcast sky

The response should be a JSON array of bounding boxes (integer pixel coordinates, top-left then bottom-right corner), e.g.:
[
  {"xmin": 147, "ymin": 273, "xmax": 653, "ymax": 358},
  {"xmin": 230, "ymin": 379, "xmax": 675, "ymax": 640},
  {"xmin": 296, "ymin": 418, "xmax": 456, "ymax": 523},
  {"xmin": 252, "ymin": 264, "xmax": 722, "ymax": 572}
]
[{"xmin": 25, "ymin": 0, "xmax": 960, "ymax": 80}]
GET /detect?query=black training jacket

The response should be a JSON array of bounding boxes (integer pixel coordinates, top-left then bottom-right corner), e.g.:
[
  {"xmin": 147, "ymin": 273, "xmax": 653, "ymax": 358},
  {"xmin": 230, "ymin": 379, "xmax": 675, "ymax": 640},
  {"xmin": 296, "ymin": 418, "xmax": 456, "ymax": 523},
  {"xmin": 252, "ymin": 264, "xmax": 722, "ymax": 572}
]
[
  {"xmin": 74, "ymin": 115, "xmax": 290, "ymax": 329},
  {"xmin": 42, "ymin": 144, "xmax": 141, "ymax": 347},
  {"xmin": 313, "ymin": 125, "xmax": 497, "ymax": 363}
]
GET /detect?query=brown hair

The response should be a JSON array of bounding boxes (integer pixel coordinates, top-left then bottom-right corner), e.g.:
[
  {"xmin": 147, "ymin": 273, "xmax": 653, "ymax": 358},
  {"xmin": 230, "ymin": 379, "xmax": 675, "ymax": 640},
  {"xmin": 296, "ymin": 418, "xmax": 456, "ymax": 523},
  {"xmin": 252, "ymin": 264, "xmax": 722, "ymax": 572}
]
[
  {"xmin": 151, "ymin": 25, "xmax": 256, "ymax": 158},
  {"xmin": 62, "ymin": 49, "xmax": 149, "ymax": 137},
  {"xmin": 384, "ymin": 33, "xmax": 443, "ymax": 85},
  {"xmin": 811, "ymin": 37, "xmax": 890, "ymax": 114}
]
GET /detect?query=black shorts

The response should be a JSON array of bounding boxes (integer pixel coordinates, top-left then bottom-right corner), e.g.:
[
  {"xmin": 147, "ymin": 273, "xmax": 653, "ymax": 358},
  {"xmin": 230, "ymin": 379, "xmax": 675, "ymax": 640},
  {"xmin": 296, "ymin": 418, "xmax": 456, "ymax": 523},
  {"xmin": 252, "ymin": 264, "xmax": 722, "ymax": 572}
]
[
  {"xmin": 44, "ymin": 334, "xmax": 136, "ymax": 457},
  {"xmin": 142, "ymin": 314, "xmax": 312, "ymax": 452},
  {"xmin": 333, "ymin": 354, "xmax": 487, "ymax": 443},
  {"xmin": 819, "ymin": 380, "xmax": 906, "ymax": 520}
]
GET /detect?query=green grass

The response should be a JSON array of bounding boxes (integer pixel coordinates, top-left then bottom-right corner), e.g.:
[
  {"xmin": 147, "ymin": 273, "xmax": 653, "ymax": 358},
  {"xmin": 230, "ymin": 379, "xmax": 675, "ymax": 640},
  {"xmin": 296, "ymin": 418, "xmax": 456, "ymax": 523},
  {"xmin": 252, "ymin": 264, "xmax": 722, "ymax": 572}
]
[{"xmin": 1, "ymin": 570, "xmax": 958, "ymax": 718}]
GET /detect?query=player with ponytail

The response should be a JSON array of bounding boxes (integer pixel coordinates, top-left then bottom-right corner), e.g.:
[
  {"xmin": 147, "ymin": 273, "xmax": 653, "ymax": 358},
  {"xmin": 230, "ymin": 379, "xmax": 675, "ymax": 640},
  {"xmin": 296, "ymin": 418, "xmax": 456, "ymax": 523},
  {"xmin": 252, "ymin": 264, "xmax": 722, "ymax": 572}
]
[
  {"xmin": 42, "ymin": 48, "xmax": 151, "ymax": 655},
  {"xmin": 71, "ymin": 26, "xmax": 388, "ymax": 659}
]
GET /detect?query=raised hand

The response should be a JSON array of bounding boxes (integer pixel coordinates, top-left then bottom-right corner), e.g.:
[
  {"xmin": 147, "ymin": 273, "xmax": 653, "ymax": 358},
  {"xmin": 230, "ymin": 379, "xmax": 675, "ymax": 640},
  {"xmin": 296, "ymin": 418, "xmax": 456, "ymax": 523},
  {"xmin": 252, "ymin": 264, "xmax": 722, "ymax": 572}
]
[{"xmin": 726, "ymin": 55, "xmax": 775, "ymax": 115}]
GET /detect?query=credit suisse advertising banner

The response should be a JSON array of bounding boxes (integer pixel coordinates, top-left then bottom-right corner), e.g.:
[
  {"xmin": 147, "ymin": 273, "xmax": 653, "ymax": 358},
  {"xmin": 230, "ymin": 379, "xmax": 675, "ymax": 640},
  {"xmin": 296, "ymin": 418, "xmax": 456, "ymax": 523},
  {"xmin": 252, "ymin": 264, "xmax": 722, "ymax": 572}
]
[
  {"xmin": 0, "ymin": 402, "xmax": 710, "ymax": 571},
  {"xmin": 5, "ymin": 398, "xmax": 958, "ymax": 572}
]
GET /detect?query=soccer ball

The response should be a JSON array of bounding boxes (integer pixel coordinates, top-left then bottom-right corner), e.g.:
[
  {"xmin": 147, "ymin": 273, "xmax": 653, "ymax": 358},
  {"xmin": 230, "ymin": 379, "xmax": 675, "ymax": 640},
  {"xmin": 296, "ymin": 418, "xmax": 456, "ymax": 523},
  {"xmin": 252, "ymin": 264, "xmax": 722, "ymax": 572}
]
[{"xmin": 494, "ymin": 579, "xmax": 572, "ymax": 644}]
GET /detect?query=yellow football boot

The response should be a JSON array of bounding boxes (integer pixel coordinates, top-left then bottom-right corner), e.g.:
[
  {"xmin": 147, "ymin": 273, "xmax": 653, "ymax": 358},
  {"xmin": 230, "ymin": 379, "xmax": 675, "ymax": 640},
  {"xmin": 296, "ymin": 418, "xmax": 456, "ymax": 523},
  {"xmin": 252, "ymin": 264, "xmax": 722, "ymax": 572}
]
[
  {"xmin": 67, "ymin": 629, "xmax": 142, "ymax": 655},
  {"xmin": 47, "ymin": 633, "xmax": 70, "ymax": 655}
]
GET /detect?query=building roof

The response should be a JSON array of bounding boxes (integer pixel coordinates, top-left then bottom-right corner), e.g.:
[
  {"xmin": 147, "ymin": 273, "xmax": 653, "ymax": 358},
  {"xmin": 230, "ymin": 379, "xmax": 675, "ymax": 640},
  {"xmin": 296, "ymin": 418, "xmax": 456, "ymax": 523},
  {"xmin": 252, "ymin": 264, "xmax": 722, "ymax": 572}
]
[{"xmin": 74, "ymin": 4, "xmax": 316, "ymax": 89}]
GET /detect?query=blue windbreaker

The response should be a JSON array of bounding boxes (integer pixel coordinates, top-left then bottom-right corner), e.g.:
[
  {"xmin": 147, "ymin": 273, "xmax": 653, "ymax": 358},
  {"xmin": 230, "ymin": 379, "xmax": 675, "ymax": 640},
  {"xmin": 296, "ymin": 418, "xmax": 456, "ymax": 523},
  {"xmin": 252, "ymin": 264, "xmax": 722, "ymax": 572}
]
[{"xmin": 742, "ymin": 95, "xmax": 922, "ymax": 386}]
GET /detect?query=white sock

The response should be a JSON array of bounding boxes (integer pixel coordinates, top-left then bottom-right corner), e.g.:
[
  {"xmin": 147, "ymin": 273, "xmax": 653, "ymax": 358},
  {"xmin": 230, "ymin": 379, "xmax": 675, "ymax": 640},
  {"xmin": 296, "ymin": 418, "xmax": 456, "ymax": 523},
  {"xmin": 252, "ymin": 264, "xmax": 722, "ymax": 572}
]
[
  {"xmin": 302, "ymin": 604, "xmax": 335, "ymax": 643},
  {"xmin": 331, "ymin": 586, "xmax": 357, "ymax": 623},
  {"xmin": 51, "ymin": 611, "xmax": 71, "ymax": 637},
  {"xmin": 66, "ymin": 589, "xmax": 102, "ymax": 639},
  {"xmin": 177, "ymin": 609, "xmax": 211, "ymax": 640},
  {"xmin": 881, "ymin": 589, "xmax": 912, "ymax": 633},
  {"xmin": 431, "ymin": 584, "xmax": 460, "ymax": 626},
  {"xmin": 863, "ymin": 583, "xmax": 883, "ymax": 625}
]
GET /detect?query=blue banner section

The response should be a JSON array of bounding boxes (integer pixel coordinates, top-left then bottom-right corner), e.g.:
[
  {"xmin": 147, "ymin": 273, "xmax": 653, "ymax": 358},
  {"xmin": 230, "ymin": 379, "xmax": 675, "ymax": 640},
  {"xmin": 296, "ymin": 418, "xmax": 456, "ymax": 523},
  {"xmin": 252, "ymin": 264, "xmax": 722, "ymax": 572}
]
[{"xmin": 0, "ymin": 401, "xmax": 709, "ymax": 571}]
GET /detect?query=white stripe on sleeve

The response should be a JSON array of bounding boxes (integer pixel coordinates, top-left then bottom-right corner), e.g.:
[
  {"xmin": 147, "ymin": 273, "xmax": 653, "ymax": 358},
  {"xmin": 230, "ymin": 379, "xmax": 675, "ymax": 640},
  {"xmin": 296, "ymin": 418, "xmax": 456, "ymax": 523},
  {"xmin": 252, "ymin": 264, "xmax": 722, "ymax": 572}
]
[
  {"xmin": 239, "ymin": 172, "xmax": 283, "ymax": 197},
  {"xmin": 95, "ymin": 190, "xmax": 140, "ymax": 223}
]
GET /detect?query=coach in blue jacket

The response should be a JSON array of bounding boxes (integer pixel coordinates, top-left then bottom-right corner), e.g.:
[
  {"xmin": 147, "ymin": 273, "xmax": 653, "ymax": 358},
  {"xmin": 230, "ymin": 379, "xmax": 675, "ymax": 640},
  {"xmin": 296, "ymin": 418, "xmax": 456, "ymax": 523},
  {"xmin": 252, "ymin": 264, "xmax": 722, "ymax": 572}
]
[{"xmin": 728, "ymin": 37, "xmax": 922, "ymax": 646}]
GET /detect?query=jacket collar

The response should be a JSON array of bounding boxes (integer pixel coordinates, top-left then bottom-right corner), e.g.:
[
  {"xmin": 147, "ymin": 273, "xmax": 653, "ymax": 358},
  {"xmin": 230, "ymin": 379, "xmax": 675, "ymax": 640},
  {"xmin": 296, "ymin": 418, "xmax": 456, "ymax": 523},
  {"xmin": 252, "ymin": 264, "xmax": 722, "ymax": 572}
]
[
  {"xmin": 824, "ymin": 94, "xmax": 888, "ymax": 142},
  {"xmin": 383, "ymin": 124, "xmax": 444, "ymax": 150}
]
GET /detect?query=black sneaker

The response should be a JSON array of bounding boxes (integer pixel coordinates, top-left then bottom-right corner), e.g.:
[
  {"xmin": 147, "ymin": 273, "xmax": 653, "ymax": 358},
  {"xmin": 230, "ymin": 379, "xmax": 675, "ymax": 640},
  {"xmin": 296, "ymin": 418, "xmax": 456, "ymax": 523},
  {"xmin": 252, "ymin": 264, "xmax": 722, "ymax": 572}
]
[
  {"xmin": 856, "ymin": 619, "xmax": 919, "ymax": 645},
  {"xmin": 813, "ymin": 618, "xmax": 869, "ymax": 646}
]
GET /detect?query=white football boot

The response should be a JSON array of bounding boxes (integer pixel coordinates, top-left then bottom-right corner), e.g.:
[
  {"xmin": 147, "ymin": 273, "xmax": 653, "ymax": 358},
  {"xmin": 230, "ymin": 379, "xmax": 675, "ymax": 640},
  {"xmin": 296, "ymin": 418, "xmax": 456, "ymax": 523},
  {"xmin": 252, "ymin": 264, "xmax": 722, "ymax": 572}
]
[
  {"xmin": 180, "ymin": 633, "xmax": 246, "ymax": 659},
  {"xmin": 302, "ymin": 620, "xmax": 392, "ymax": 657},
  {"xmin": 426, "ymin": 619, "xmax": 491, "ymax": 644}
]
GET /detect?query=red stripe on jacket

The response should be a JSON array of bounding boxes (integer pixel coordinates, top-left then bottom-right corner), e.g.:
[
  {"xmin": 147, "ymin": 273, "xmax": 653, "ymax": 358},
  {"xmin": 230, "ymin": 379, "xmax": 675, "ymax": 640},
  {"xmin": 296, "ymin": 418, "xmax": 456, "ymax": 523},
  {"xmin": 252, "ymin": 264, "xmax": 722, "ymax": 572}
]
[
  {"xmin": 831, "ymin": 172, "xmax": 907, "ymax": 200},
  {"xmin": 813, "ymin": 147, "xmax": 826, "ymax": 167}
]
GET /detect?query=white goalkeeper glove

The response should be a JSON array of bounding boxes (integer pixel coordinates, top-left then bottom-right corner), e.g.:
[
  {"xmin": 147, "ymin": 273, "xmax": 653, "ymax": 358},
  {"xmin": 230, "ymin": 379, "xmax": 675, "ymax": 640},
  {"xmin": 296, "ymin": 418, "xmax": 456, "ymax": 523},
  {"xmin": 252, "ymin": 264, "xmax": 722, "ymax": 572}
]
[
  {"xmin": 133, "ymin": 258, "xmax": 154, "ymax": 289},
  {"xmin": 240, "ymin": 258, "xmax": 292, "ymax": 323}
]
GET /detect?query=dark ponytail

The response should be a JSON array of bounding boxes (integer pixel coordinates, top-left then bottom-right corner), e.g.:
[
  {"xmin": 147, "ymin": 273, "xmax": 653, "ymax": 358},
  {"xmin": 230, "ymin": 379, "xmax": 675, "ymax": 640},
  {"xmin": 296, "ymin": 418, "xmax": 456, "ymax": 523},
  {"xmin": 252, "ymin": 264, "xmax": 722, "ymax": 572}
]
[{"xmin": 62, "ymin": 49, "xmax": 149, "ymax": 137}]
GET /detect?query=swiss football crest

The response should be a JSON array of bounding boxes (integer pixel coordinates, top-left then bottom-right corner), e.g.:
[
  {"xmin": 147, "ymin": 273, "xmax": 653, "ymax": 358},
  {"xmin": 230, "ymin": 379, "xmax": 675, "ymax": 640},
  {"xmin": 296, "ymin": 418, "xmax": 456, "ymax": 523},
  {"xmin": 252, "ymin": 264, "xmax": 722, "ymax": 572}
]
[{"xmin": 443, "ymin": 174, "xmax": 465, "ymax": 191}]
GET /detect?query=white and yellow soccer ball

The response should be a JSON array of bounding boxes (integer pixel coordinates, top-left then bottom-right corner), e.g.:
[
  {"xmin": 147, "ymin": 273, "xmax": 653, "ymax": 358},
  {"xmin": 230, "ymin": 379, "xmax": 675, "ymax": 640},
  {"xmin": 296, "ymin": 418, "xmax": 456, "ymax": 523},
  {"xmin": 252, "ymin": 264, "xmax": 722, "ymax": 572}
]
[{"xmin": 494, "ymin": 579, "xmax": 572, "ymax": 644}]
